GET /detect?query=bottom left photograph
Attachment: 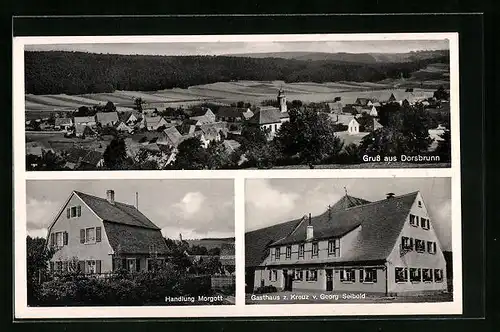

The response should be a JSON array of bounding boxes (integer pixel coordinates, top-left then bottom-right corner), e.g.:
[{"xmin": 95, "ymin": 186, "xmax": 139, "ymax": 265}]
[{"xmin": 25, "ymin": 179, "xmax": 235, "ymax": 307}]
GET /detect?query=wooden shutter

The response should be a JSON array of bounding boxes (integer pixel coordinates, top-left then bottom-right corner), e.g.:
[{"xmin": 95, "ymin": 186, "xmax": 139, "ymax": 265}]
[
  {"xmin": 373, "ymin": 269, "xmax": 378, "ymax": 283},
  {"xmin": 96, "ymin": 227, "xmax": 102, "ymax": 242},
  {"xmin": 136, "ymin": 258, "xmax": 141, "ymax": 272},
  {"xmin": 77, "ymin": 206, "xmax": 82, "ymax": 217},
  {"xmin": 359, "ymin": 269, "xmax": 364, "ymax": 282},
  {"xmin": 433, "ymin": 242, "xmax": 437, "ymax": 253},
  {"xmin": 79, "ymin": 260, "xmax": 85, "ymax": 273},
  {"xmin": 67, "ymin": 207, "xmax": 71, "ymax": 218},
  {"xmin": 63, "ymin": 232, "xmax": 68, "ymax": 245},
  {"xmin": 80, "ymin": 229, "xmax": 85, "ymax": 243},
  {"xmin": 96, "ymin": 260, "xmax": 101, "ymax": 274},
  {"xmin": 50, "ymin": 233, "xmax": 55, "ymax": 247}
]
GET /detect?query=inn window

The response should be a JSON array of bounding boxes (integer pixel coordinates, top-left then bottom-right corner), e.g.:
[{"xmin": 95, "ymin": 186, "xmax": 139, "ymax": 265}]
[
  {"xmin": 270, "ymin": 270, "xmax": 278, "ymax": 282},
  {"xmin": 340, "ymin": 268, "xmax": 355, "ymax": 283},
  {"xmin": 401, "ymin": 236, "xmax": 414, "ymax": 251},
  {"xmin": 409, "ymin": 214, "xmax": 419, "ymax": 227},
  {"xmin": 294, "ymin": 269, "xmax": 303, "ymax": 281},
  {"xmin": 395, "ymin": 267, "xmax": 408, "ymax": 283},
  {"xmin": 422, "ymin": 268, "xmax": 433, "ymax": 282},
  {"xmin": 67, "ymin": 205, "xmax": 82, "ymax": 219},
  {"xmin": 275, "ymin": 247, "xmax": 281, "ymax": 260},
  {"xmin": 421, "ymin": 218, "xmax": 430, "ymax": 230},
  {"xmin": 434, "ymin": 269, "xmax": 444, "ymax": 282},
  {"xmin": 298, "ymin": 244, "xmax": 305, "ymax": 258},
  {"xmin": 80, "ymin": 226, "xmax": 102, "ymax": 244},
  {"xmin": 360, "ymin": 268, "xmax": 377, "ymax": 283},
  {"xmin": 427, "ymin": 241, "xmax": 437, "ymax": 254},
  {"xmin": 306, "ymin": 269, "xmax": 318, "ymax": 282},
  {"xmin": 286, "ymin": 246, "xmax": 292, "ymax": 259},
  {"xmin": 312, "ymin": 242, "xmax": 319, "ymax": 258},
  {"xmin": 328, "ymin": 239, "xmax": 340, "ymax": 257},
  {"xmin": 415, "ymin": 239, "xmax": 425, "ymax": 253},
  {"xmin": 410, "ymin": 268, "xmax": 422, "ymax": 282}
]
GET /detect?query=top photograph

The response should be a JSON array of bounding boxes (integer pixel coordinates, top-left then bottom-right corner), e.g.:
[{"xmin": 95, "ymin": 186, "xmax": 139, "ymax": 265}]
[{"xmin": 22, "ymin": 35, "xmax": 455, "ymax": 171}]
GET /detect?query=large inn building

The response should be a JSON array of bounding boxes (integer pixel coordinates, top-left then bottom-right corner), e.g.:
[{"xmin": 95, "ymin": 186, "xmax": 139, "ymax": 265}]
[{"xmin": 245, "ymin": 191, "xmax": 448, "ymax": 296}]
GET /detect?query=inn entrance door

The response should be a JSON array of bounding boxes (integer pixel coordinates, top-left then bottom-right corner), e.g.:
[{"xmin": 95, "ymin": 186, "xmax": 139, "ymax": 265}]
[
  {"xmin": 283, "ymin": 269, "xmax": 293, "ymax": 291},
  {"xmin": 326, "ymin": 269, "xmax": 334, "ymax": 291}
]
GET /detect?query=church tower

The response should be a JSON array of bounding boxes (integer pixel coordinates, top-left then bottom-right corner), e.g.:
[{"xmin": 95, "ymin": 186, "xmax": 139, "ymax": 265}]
[{"xmin": 277, "ymin": 88, "xmax": 287, "ymax": 113}]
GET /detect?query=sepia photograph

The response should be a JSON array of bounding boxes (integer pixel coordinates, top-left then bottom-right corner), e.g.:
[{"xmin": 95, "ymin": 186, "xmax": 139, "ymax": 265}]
[
  {"xmin": 23, "ymin": 37, "xmax": 453, "ymax": 171},
  {"xmin": 25, "ymin": 179, "xmax": 235, "ymax": 307},
  {"xmin": 245, "ymin": 178, "xmax": 453, "ymax": 304}
]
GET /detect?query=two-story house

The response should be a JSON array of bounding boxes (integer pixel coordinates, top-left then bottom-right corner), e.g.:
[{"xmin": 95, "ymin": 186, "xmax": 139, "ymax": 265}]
[
  {"xmin": 246, "ymin": 191, "xmax": 447, "ymax": 296},
  {"xmin": 47, "ymin": 189, "xmax": 169, "ymax": 274}
]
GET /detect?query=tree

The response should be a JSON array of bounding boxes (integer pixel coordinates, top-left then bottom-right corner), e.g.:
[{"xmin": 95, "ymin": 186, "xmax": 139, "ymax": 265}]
[
  {"xmin": 206, "ymin": 140, "xmax": 232, "ymax": 169},
  {"xmin": 27, "ymin": 236, "xmax": 55, "ymax": 305},
  {"xmin": 103, "ymin": 137, "xmax": 129, "ymax": 170},
  {"xmin": 291, "ymin": 100, "xmax": 303, "ymax": 108},
  {"xmin": 236, "ymin": 101, "xmax": 245, "ymax": 108},
  {"xmin": 208, "ymin": 247, "xmax": 221, "ymax": 256},
  {"xmin": 27, "ymin": 150, "xmax": 67, "ymax": 171},
  {"xmin": 134, "ymin": 97, "xmax": 145, "ymax": 112},
  {"xmin": 172, "ymin": 137, "xmax": 208, "ymax": 170},
  {"xmin": 104, "ymin": 101, "xmax": 116, "ymax": 112},
  {"xmin": 74, "ymin": 106, "xmax": 95, "ymax": 117},
  {"xmin": 433, "ymin": 85, "xmax": 449, "ymax": 101},
  {"xmin": 275, "ymin": 109, "xmax": 344, "ymax": 167}
]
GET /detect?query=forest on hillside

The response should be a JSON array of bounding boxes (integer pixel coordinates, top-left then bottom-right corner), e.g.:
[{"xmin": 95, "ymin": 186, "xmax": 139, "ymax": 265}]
[{"xmin": 25, "ymin": 51, "xmax": 450, "ymax": 95}]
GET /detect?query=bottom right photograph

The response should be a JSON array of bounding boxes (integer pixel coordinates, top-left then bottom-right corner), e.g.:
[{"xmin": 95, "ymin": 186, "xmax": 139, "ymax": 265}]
[{"xmin": 245, "ymin": 177, "xmax": 453, "ymax": 304}]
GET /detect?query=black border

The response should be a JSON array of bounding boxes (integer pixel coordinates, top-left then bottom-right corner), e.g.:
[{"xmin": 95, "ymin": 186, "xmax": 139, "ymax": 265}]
[{"xmin": 9, "ymin": 12, "xmax": 488, "ymax": 330}]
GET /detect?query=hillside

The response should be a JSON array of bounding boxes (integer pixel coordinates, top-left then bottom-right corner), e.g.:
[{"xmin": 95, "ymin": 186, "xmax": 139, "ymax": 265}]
[
  {"xmin": 25, "ymin": 51, "xmax": 449, "ymax": 95},
  {"xmin": 185, "ymin": 237, "xmax": 235, "ymax": 251}
]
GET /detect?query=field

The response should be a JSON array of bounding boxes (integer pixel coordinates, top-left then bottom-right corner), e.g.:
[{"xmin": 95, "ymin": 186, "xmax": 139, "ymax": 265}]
[
  {"xmin": 26, "ymin": 132, "xmax": 114, "ymax": 153},
  {"xmin": 25, "ymin": 75, "xmax": 443, "ymax": 117}
]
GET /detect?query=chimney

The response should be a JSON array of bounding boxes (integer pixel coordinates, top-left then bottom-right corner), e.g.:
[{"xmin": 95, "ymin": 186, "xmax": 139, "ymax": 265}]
[
  {"xmin": 106, "ymin": 190, "xmax": 115, "ymax": 205},
  {"xmin": 135, "ymin": 192, "xmax": 139, "ymax": 210},
  {"xmin": 306, "ymin": 213, "xmax": 314, "ymax": 241},
  {"xmin": 386, "ymin": 192, "xmax": 395, "ymax": 199}
]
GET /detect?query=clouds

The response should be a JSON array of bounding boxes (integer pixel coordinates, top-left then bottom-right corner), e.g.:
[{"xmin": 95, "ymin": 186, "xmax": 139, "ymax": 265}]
[
  {"xmin": 174, "ymin": 192, "xmax": 206, "ymax": 218},
  {"xmin": 26, "ymin": 197, "xmax": 60, "ymax": 238},
  {"xmin": 431, "ymin": 199, "xmax": 452, "ymax": 251}
]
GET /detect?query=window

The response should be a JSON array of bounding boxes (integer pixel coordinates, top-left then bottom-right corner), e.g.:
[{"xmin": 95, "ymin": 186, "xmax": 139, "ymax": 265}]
[
  {"xmin": 395, "ymin": 267, "xmax": 408, "ymax": 283},
  {"xmin": 312, "ymin": 242, "xmax": 319, "ymax": 258},
  {"xmin": 298, "ymin": 244, "xmax": 305, "ymax": 258},
  {"xmin": 306, "ymin": 269, "xmax": 318, "ymax": 282},
  {"xmin": 147, "ymin": 258, "xmax": 165, "ymax": 271},
  {"xmin": 340, "ymin": 268, "xmax": 356, "ymax": 282},
  {"xmin": 421, "ymin": 218, "xmax": 430, "ymax": 230},
  {"xmin": 56, "ymin": 261, "xmax": 62, "ymax": 272},
  {"xmin": 328, "ymin": 239, "xmax": 340, "ymax": 257},
  {"xmin": 67, "ymin": 205, "xmax": 82, "ymax": 219},
  {"xmin": 360, "ymin": 268, "xmax": 377, "ymax": 283},
  {"xmin": 422, "ymin": 268, "xmax": 433, "ymax": 282},
  {"xmin": 415, "ymin": 239, "xmax": 425, "ymax": 253},
  {"xmin": 286, "ymin": 246, "xmax": 292, "ymax": 259},
  {"xmin": 127, "ymin": 258, "xmax": 140, "ymax": 272},
  {"xmin": 427, "ymin": 241, "xmax": 437, "ymax": 254},
  {"xmin": 270, "ymin": 270, "xmax": 278, "ymax": 282},
  {"xmin": 294, "ymin": 269, "xmax": 303, "ymax": 281},
  {"xmin": 50, "ymin": 231, "xmax": 68, "ymax": 248},
  {"xmin": 275, "ymin": 247, "xmax": 281, "ymax": 260},
  {"xmin": 86, "ymin": 260, "xmax": 96, "ymax": 274},
  {"xmin": 410, "ymin": 268, "xmax": 422, "ymax": 282},
  {"xmin": 434, "ymin": 269, "xmax": 444, "ymax": 282},
  {"xmin": 418, "ymin": 200, "xmax": 422, "ymax": 208},
  {"xmin": 80, "ymin": 227, "xmax": 102, "ymax": 244},
  {"xmin": 409, "ymin": 214, "xmax": 419, "ymax": 227},
  {"xmin": 401, "ymin": 236, "xmax": 414, "ymax": 251}
]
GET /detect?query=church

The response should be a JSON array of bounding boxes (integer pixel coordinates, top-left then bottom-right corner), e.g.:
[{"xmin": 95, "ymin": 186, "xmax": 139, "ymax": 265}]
[{"xmin": 248, "ymin": 88, "xmax": 290, "ymax": 138}]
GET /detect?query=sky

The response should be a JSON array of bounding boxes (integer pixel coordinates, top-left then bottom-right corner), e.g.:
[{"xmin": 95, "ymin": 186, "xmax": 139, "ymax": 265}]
[
  {"xmin": 25, "ymin": 40, "xmax": 449, "ymax": 56},
  {"xmin": 245, "ymin": 178, "xmax": 452, "ymax": 251},
  {"xmin": 26, "ymin": 179, "xmax": 234, "ymax": 240}
]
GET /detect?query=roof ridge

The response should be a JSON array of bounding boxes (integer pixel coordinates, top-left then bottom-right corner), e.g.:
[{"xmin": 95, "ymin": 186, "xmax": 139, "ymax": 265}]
[{"xmin": 340, "ymin": 191, "xmax": 418, "ymax": 213}]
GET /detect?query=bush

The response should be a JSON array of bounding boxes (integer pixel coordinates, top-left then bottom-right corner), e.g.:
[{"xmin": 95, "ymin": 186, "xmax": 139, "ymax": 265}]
[
  {"xmin": 254, "ymin": 285, "xmax": 278, "ymax": 294},
  {"xmin": 178, "ymin": 275, "xmax": 213, "ymax": 297}
]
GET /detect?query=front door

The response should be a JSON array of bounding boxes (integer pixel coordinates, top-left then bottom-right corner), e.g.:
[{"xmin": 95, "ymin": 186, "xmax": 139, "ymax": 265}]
[
  {"xmin": 326, "ymin": 269, "xmax": 333, "ymax": 291},
  {"xmin": 283, "ymin": 270, "xmax": 293, "ymax": 291}
]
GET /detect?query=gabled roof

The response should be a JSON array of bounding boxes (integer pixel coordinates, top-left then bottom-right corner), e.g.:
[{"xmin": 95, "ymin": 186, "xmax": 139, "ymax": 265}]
[
  {"xmin": 74, "ymin": 116, "xmax": 95, "ymax": 123},
  {"xmin": 186, "ymin": 107, "xmax": 212, "ymax": 117},
  {"xmin": 96, "ymin": 112, "xmax": 119, "ymax": 124},
  {"xmin": 144, "ymin": 116, "xmax": 166, "ymax": 126},
  {"xmin": 103, "ymin": 221, "xmax": 169, "ymax": 255},
  {"xmin": 248, "ymin": 108, "xmax": 282, "ymax": 125},
  {"xmin": 163, "ymin": 126, "xmax": 183, "ymax": 147},
  {"xmin": 55, "ymin": 117, "xmax": 72, "ymax": 126},
  {"xmin": 75, "ymin": 191, "xmax": 161, "ymax": 230},
  {"xmin": 268, "ymin": 192, "xmax": 419, "ymax": 263},
  {"xmin": 216, "ymin": 107, "xmax": 248, "ymax": 118},
  {"xmin": 118, "ymin": 110, "xmax": 143, "ymax": 122}
]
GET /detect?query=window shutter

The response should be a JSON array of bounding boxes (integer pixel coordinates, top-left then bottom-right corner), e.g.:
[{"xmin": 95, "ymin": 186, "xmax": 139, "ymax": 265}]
[
  {"xmin": 359, "ymin": 269, "xmax": 364, "ymax": 282},
  {"xmin": 136, "ymin": 258, "xmax": 141, "ymax": 272},
  {"xmin": 410, "ymin": 237, "xmax": 414, "ymax": 248},
  {"xmin": 96, "ymin": 227, "xmax": 102, "ymax": 242},
  {"xmin": 63, "ymin": 232, "xmax": 68, "ymax": 245},
  {"xmin": 50, "ymin": 233, "xmax": 55, "ymax": 247},
  {"xmin": 122, "ymin": 259, "xmax": 126, "ymax": 270},
  {"xmin": 79, "ymin": 260, "xmax": 85, "ymax": 273},
  {"xmin": 269, "ymin": 270, "xmax": 271, "ymax": 280},
  {"xmin": 77, "ymin": 206, "xmax": 81, "ymax": 217},
  {"xmin": 67, "ymin": 207, "xmax": 70, "ymax": 218},
  {"xmin": 433, "ymin": 242, "xmax": 437, "ymax": 253},
  {"xmin": 373, "ymin": 270, "xmax": 378, "ymax": 283},
  {"xmin": 96, "ymin": 260, "xmax": 101, "ymax": 274},
  {"xmin": 80, "ymin": 229, "xmax": 85, "ymax": 243}
]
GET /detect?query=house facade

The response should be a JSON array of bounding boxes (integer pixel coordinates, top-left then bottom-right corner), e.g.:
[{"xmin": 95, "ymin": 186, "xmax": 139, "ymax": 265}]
[
  {"xmin": 47, "ymin": 190, "xmax": 169, "ymax": 274},
  {"xmin": 249, "ymin": 192, "xmax": 447, "ymax": 296},
  {"xmin": 348, "ymin": 118, "xmax": 360, "ymax": 135}
]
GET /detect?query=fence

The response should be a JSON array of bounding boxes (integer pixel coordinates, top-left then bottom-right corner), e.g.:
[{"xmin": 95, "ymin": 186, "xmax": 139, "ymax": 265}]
[{"xmin": 211, "ymin": 275, "xmax": 235, "ymax": 290}]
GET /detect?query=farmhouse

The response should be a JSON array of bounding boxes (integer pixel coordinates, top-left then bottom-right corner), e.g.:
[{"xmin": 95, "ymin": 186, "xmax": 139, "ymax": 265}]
[
  {"xmin": 215, "ymin": 107, "xmax": 254, "ymax": 122},
  {"xmin": 115, "ymin": 121, "xmax": 133, "ymax": 133},
  {"xmin": 75, "ymin": 124, "xmax": 97, "ymax": 137},
  {"xmin": 74, "ymin": 116, "xmax": 96, "ymax": 127},
  {"xmin": 186, "ymin": 107, "xmax": 216, "ymax": 124},
  {"xmin": 144, "ymin": 116, "xmax": 169, "ymax": 131},
  {"xmin": 246, "ymin": 191, "xmax": 447, "ymax": 296},
  {"xmin": 119, "ymin": 110, "xmax": 144, "ymax": 127},
  {"xmin": 47, "ymin": 189, "xmax": 169, "ymax": 274},
  {"xmin": 64, "ymin": 147, "xmax": 104, "ymax": 170},
  {"xmin": 96, "ymin": 112, "xmax": 119, "ymax": 127},
  {"xmin": 54, "ymin": 118, "xmax": 73, "ymax": 131},
  {"xmin": 348, "ymin": 118, "xmax": 360, "ymax": 135}
]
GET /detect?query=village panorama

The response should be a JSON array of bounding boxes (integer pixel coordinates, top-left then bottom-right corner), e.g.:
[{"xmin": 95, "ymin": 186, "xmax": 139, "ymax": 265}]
[{"xmin": 24, "ymin": 45, "xmax": 452, "ymax": 170}]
